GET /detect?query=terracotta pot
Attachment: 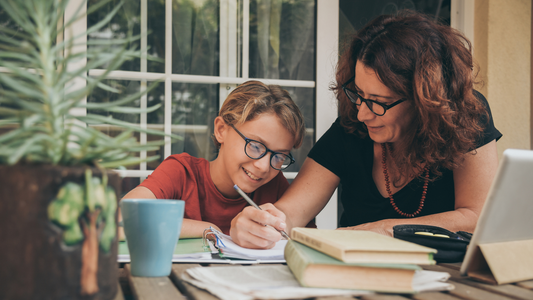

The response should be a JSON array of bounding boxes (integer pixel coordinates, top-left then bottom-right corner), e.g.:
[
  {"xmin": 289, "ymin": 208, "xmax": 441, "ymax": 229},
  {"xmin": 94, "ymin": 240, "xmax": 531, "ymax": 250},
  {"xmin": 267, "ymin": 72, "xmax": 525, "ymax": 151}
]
[{"xmin": 0, "ymin": 164, "xmax": 121, "ymax": 300}]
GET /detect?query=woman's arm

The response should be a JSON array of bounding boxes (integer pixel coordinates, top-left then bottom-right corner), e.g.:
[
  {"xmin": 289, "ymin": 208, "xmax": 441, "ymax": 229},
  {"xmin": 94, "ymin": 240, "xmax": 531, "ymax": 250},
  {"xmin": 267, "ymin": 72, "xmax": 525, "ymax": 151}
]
[
  {"xmin": 230, "ymin": 158, "xmax": 340, "ymax": 248},
  {"xmin": 121, "ymin": 186, "xmax": 220, "ymax": 238},
  {"xmin": 342, "ymin": 139, "xmax": 499, "ymax": 236}
]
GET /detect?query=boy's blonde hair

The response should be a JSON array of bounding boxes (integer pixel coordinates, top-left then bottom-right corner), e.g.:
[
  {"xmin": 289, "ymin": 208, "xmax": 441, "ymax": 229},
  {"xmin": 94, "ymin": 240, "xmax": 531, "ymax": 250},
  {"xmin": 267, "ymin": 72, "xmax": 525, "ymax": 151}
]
[{"xmin": 213, "ymin": 80, "xmax": 305, "ymax": 149}]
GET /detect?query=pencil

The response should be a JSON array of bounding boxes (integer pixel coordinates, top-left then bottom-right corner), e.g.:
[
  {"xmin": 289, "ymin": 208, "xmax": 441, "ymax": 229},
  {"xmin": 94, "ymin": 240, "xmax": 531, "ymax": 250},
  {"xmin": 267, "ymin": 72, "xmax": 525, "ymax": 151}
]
[{"xmin": 233, "ymin": 184, "xmax": 291, "ymax": 240}]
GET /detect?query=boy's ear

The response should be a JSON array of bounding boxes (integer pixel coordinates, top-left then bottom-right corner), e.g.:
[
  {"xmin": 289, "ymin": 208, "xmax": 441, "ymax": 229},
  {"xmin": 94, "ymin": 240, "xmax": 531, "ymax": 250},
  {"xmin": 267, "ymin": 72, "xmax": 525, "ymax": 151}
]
[{"xmin": 213, "ymin": 116, "xmax": 228, "ymax": 144}]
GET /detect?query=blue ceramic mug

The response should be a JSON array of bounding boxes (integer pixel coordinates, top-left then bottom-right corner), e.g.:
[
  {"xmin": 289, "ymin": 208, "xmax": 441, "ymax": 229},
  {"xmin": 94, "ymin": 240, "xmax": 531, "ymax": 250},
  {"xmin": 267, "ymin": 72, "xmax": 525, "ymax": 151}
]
[{"xmin": 120, "ymin": 199, "xmax": 185, "ymax": 277}]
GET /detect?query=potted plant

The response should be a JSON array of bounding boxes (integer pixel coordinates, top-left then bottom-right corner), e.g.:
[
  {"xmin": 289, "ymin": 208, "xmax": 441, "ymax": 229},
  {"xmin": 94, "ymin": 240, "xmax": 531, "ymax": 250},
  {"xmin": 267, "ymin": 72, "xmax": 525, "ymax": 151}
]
[{"xmin": 0, "ymin": 0, "xmax": 174, "ymax": 299}]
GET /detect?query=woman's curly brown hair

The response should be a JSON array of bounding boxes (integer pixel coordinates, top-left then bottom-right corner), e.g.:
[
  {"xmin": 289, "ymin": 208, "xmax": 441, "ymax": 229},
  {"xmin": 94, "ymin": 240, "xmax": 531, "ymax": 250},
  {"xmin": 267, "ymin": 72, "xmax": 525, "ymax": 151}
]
[{"xmin": 331, "ymin": 10, "xmax": 488, "ymax": 181}]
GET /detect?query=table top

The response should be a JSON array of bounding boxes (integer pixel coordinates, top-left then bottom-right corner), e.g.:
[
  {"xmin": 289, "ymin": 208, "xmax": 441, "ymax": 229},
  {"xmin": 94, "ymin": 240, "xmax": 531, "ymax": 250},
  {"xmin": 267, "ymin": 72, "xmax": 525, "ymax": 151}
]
[
  {"xmin": 114, "ymin": 263, "xmax": 533, "ymax": 300},
  {"xmin": 114, "ymin": 262, "xmax": 533, "ymax": 300}
]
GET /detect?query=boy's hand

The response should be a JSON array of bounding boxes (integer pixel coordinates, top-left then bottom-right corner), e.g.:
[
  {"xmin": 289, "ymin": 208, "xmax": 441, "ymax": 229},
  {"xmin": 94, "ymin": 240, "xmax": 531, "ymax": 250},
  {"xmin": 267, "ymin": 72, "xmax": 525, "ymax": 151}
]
[{"xmin": 229, "ymin": 203, "xmax": 287, "ymax": 249}]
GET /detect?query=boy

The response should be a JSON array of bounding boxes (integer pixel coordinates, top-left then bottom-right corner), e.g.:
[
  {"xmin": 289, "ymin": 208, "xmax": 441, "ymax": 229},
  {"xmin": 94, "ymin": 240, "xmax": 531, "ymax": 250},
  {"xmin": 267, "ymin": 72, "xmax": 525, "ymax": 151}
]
[{"xmin": 122, "ymin": 81, "xmax": 307, "ymax": 237}]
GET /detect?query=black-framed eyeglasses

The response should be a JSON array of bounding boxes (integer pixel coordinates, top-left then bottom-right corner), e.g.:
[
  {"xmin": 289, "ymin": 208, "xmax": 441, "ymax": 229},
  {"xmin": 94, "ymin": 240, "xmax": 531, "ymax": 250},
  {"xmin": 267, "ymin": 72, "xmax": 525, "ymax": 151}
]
[
  {"xmin": 229, "ymin": 124, "xmax": 295, "ymax": 171},
  {"xmin": 342, "ymin": 76, "xmax": 406, "ymax": 116}
]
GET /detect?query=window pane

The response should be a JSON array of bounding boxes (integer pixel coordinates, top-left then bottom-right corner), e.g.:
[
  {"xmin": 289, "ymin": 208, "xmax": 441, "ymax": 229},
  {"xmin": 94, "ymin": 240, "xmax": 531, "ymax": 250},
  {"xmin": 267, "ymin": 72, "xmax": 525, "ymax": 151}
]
[
  {"xmin": 87, "ymin": 0, "xmax": 141, "ymax": 72},
  {"xmin": 281, "ymin": 86, "xmax": 314, "ymax": 172},
  {"xmin": 0, "ymin": 8, "xmax": 25, "ymax": 60},
  {"xmin": 0, "ymin": 79, "xmax": 19, "ymax": 136},
  {"xmin": 339, "ymin": 0, "xmax": 451, "ymax": 40},
  {"xmin": 121, "ymin": 177, "xmax": 140, "ymax": 198},
  {"xmin": 145, "ymin": 83, "xmax": 165, "ymax": 170},
  {"xmin": 88, "ymin": 80, "xmax": 142, "ymax": 122},
  {"xmin": 249, "ymin": 0, "xmax": 316, "ymax": 80},
  {"xmin": 87, "ymin": 80, "xmax": 163, "ymax": 170},
  {"xmin": 172, "ymin": 0, "xmax": 220, "ymax": 75},
  {"xmin": 170, "ymin": 83, "xmax": 219, "ymax": 160},
  {"xmin": 148, "ymin": 0, "xmax": 165, "ymax": 73}
]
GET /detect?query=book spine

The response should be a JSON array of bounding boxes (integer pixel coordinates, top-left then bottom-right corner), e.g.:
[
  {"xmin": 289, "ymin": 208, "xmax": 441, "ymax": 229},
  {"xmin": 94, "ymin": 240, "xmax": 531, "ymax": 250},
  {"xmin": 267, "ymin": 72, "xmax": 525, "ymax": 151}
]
[
  {"xmin": 291, "ymin": 229, "xmax": 344, "ymax": 261},
  {"xmin": 284, "ymin": 240, "xmax": 310, "ymax": 286}
]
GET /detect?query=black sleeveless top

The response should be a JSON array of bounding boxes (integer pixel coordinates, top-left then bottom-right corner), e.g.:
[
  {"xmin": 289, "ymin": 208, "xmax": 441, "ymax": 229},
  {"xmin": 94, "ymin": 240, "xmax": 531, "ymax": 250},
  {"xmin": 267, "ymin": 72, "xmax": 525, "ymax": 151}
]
[{"xmin": 308, "ymin": 92, "xmax": 502, "ymax": 227}]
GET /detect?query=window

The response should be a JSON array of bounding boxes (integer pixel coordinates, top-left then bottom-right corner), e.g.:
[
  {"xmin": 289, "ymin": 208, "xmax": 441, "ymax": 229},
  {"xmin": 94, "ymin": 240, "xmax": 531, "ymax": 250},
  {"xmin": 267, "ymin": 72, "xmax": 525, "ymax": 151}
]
[{"xmin": 84, "ymin": 0, "xmax": 318, "ymax": 197}]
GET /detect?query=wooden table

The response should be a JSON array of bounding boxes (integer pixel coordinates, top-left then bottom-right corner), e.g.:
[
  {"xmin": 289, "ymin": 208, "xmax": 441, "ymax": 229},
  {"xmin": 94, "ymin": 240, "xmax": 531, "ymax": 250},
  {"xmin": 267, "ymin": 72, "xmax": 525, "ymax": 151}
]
[{"xmin": 114, "ymin": 263, "xmax": 533, "ymax": 300}]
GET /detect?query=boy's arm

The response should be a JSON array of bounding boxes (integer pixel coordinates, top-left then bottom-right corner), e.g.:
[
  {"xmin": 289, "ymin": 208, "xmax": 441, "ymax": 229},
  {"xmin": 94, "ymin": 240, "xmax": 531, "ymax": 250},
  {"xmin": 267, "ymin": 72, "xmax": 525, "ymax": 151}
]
[
  {"xmin": 120, "ymin": 186, "xmax": 220, "ymax": 239},
  {"xmin": 179, "ymin": 219, "xmax": 221, "ymax": 238}
]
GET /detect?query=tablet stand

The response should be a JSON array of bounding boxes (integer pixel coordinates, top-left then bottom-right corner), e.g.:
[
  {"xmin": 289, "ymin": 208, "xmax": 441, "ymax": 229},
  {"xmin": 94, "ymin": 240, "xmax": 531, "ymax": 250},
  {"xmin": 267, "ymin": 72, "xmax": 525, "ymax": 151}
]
[{"xmin": 467, "ymin": 239, "xmax": 533, "ymax": 285}]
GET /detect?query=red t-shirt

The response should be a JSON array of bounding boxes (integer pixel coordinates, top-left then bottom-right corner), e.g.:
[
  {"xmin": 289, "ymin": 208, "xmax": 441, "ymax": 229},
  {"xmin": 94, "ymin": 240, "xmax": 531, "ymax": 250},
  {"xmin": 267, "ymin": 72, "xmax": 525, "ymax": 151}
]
[{"xmin": 139, "ymin": 153, "xmax": 290, "ymax": 234}]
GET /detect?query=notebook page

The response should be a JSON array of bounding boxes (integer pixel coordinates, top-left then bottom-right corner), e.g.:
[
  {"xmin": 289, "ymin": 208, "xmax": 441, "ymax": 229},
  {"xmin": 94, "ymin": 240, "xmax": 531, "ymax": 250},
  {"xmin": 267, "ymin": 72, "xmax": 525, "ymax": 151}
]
[{"xmin": 210, "ymin": 227, "xmax": 287, "ymax": 260}]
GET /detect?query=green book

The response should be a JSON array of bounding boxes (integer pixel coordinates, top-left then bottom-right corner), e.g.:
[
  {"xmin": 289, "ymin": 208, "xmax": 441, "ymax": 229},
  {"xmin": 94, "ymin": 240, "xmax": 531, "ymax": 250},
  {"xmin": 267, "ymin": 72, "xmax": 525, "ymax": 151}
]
[
  {"xmin": 118, "ymin": 238, "xmax": 210, "ymax": 262},
  {"xmin": 285, "ymin": 240, "xmax": 428, "ymax": 293},
  {"xmin": 291, "ymin": 227, "xmax": 436, "ymax": 265}
]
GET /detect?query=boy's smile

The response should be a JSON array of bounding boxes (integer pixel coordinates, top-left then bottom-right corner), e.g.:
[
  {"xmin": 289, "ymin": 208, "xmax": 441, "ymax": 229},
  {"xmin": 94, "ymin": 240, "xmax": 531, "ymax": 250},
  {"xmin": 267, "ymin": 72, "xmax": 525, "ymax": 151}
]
[{"xmin": 243, "ymin": 167, "xmax": 261, "ymax": 181}]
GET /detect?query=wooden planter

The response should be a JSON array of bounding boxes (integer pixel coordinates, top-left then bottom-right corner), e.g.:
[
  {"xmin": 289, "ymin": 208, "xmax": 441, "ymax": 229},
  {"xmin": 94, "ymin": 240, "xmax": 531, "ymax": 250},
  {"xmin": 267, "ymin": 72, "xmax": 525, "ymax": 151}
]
[{"xmin": 0, "ymin": 164, "xmax": 121, "ymax": 300}]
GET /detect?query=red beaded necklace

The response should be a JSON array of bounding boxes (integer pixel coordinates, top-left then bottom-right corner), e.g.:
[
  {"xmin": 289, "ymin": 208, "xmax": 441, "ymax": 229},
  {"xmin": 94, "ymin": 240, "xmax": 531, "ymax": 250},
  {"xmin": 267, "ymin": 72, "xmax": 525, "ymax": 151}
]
[{"xmin": 381, "ymin": 143, "xmax": 429, "ymax": 217}]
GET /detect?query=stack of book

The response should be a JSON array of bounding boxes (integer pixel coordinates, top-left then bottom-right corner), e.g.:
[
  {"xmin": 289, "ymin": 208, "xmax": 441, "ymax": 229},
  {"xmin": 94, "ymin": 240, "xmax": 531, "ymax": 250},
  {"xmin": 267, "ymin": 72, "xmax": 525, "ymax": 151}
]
[{"xmin": 285, "ymin": 228, "xmax": 453, "ymax": 293}]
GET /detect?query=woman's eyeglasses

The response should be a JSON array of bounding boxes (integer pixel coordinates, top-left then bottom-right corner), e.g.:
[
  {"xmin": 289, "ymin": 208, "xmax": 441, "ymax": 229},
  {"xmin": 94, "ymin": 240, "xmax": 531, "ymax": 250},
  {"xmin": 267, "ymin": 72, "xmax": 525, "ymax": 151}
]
[
  {"xmin": 229, "ymin": 124, "xmax": 295, "ymax": 170},
  {"xmin": 342, "ymin": 76, "xmax": 406, "ymax": 116}
]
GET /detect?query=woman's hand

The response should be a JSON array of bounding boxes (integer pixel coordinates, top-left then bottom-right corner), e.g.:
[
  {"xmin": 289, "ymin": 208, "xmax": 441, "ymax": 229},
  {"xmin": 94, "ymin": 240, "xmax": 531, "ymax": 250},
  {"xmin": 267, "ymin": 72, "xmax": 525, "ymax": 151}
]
[
  {"xmin": 230, "ymin": 203, "xmax": 287, "ymax": 249},
  {"xmin": 337, "ymin": 220, "xmax": 393, "ymax": 237}
]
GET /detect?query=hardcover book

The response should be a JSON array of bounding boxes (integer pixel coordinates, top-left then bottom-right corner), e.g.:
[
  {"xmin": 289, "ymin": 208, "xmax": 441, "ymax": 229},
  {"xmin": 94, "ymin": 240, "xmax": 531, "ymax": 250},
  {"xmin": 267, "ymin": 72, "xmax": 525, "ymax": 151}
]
[
  {"xmin": 291, "ymin": 227, "xmax": 436, "ymax": 265},
  {"xmin": 284, "ymin": 240, "xmax": 451, "ymax": 293}
]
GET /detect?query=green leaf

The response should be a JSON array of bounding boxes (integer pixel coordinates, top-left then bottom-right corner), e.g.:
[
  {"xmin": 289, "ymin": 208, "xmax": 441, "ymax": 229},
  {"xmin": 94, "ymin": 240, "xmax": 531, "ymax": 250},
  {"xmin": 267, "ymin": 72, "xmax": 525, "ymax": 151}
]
[
  {"xmin": 98, "ymin": 155, "xmax": 161, "ymax": 169},
  {"xmin": 85, "ymin": 168, "xmax": 95, "ymax": 212},
  {"xmin": 0, "ymin": 107, "xmax": 21, "ymax": 117},
  {"xmin": 0, "ymin": 118, "xmax": 18, "ymax": 127},
  {"xmin": 0, "ymin": 62, "xmax": 44, "ymax": 87},
  {"xmin": 48, "ymin": 182, "xmax": 85, "ymax": 226},
  {"xmin": 99, "ymin": 184, "xmax": 117, "ymax": 252},
  {"xmin": 55, "ymin": 0, "xmax": 86, "ymax": 32},
  {"xmin": 0, "ymin": 0, "xmax": 35, "ymax": 33},
  {"xmin": 0, "ymin": 24, "xmax": 34, "ymax": 42},
  {"xmin": 86, "ymin": 78, "xmax": 121, "ymax": 94},
  {"xmin": 97, "ymin": 103, "xmax": 162, "ymax": 114},
  {"xmin": 7, "ymin": 134, "xmax": 48, "ymax": 165},
  {"xmin": 99, "ymin": 216, "xmax": 116, "ymax": 253},
  {"xmin": 81, "ymin": 81, "xmax": 160, "ymax": 109},
  {"xmin": 63, "ymin": 224, "xmax": 84, "ymax": 246},
  {"xmin": 0, "ymin": 73, "xmax": 45, "ymax": 103},
  {"xmin": 75, "ymin": 114, "xmax": 181, "ymax": 140},
  {"xmin": 92, "ymin": 177, "xmax": 107, "ymax": 212},
  {"xmin": 0, "ymin": 90, "xmax": 43, "ymax": 113},
  {"xmin": 79, "ymin": 1, "xmax": 123, "ymax": 38}
]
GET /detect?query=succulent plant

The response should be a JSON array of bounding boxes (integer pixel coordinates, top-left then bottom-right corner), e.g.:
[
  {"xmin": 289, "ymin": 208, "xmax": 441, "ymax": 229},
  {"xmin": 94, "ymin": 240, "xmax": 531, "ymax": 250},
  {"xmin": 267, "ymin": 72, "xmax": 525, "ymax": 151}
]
[{"xmin": 0, "ymin": 0, "xmax": 176, "ymax": 168}]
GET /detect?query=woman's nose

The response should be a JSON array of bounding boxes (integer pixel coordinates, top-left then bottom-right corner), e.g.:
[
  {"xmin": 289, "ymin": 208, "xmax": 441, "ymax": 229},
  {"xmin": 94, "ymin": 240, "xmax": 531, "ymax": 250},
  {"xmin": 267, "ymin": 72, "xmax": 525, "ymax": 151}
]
[{"xmin": 357, "ymin": 101, "xmax": 375, "ymax": 122}]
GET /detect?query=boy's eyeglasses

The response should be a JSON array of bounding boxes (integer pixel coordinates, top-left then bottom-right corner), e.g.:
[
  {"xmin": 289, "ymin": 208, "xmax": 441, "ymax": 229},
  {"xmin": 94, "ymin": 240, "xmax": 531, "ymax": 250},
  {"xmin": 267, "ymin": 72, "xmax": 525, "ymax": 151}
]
[
  {"xmin": 229, "ymin": 124, "xmax": 295, "ymax": 170},
  {"xmin": 342, "ymin": 76, "xmax": 406, "ymax": 116}
]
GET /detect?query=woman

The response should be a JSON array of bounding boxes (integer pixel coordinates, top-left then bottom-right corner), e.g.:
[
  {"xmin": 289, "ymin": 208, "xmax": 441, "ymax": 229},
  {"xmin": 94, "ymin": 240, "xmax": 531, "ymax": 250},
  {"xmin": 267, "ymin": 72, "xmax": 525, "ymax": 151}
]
[{"xmin": 230, "ymin": 10, "xmax": 502, "ymax": 249}]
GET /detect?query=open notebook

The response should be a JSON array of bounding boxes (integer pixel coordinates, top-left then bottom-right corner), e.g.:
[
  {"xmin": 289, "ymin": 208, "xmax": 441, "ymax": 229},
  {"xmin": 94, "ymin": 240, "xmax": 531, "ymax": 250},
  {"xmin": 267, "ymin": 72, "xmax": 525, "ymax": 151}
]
[
  {"xmin": 206, "ymin": 227, "xmax": 287, "ymax": 261},
  {"xmin": 118, "ymin": 227, "xmax": 287, "ymax": 264}
]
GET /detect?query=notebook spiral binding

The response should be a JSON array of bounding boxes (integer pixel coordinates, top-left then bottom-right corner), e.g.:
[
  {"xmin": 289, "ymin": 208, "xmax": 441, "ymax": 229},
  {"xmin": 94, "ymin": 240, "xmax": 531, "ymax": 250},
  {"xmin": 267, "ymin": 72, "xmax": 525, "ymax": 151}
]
[{"xmin": 202, "ymin": 227, "xmax": 225, "ymax": 252}]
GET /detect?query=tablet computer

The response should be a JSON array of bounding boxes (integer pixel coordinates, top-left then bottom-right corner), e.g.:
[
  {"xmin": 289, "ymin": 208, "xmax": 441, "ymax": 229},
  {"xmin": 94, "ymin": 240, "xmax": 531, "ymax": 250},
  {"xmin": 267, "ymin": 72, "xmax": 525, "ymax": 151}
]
[{"xmin": 460, "ymin": 148, "xmax": 533, "ymax": 276}]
